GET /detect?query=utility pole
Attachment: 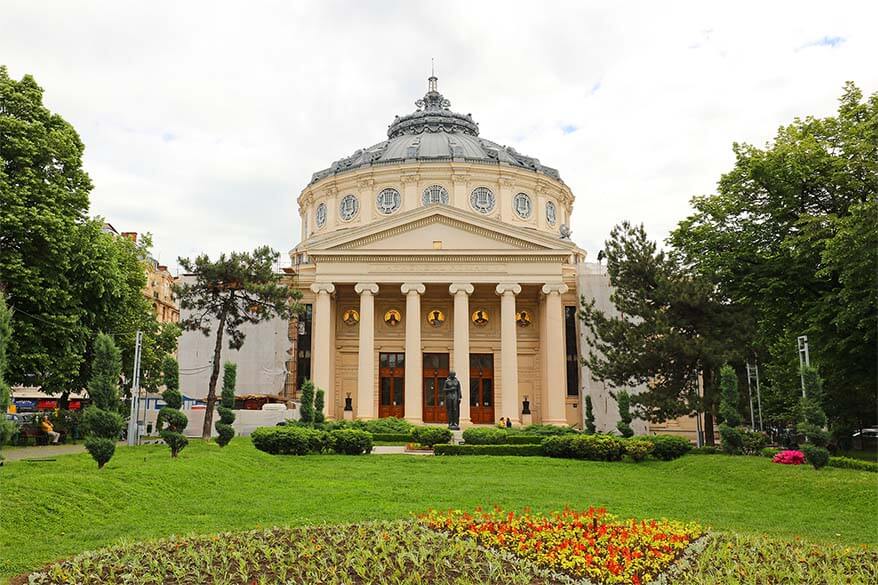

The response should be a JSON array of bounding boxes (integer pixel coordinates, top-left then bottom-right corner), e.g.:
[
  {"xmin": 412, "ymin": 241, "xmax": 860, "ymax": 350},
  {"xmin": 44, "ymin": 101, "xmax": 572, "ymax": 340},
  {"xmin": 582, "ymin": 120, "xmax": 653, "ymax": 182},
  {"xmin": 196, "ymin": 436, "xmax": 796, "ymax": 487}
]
[
  {"xmin": 126, "ymin": 330, "xmax": 143, "ymax": 446},
  {"xmin": 797, "ymin": 335, "xmax": 810, "ymax": 397},
  {"xmin": 745, "ymin": 361, "xmax": 756, "ymax": 431},
  {"xmin": 746, "ymin": 361, "xmax": 764, "ymax": 431}
]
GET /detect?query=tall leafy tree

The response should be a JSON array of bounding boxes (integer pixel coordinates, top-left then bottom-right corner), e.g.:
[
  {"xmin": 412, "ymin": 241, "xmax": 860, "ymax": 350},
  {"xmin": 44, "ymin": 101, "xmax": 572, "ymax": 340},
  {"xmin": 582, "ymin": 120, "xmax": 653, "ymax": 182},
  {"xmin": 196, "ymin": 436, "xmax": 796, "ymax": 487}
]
[
  {"xmin": 176, "ymin": 247, "xmax": 301, "ymax": 439},
  {"xmin": 580, "ymin": 222, "xmax": 747, "ymax": 444},
  {"xmin": 670, "ymin": 83, "xmax": 877, "ymax": 429},
  {"xmin": 0, "ymin": 67, "xmax": 173, "ymax": 398}
]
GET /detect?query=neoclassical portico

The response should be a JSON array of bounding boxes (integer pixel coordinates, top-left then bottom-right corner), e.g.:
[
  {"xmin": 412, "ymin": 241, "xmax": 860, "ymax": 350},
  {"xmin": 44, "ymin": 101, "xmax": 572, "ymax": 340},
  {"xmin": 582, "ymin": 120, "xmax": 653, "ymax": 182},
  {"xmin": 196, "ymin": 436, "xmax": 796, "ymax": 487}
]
[{"xmin": 289, "ymin": 76, "xmax": 586, "ymax": 426}]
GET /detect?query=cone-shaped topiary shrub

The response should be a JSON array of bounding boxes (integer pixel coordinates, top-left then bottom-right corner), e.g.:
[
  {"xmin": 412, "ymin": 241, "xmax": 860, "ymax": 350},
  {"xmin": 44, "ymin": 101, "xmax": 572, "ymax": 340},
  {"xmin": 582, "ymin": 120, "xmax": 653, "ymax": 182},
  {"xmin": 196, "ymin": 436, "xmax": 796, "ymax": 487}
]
[
  {"xmin": 84, "ymin": 334, "xmax": 124, "ymax": 468},
  {"xmin": 299, "ymin": 379, "xmax": 315, "ymax": 424},
  {"xmin": 215, "ymin": 362, "xmax": 236, "ymax": 447},
  {"xmin": 157, "ymin": 356, "xmax": 188, "ymax": 457},
  {"xmin": 314, "ymin": 388, "xmax": 326, "ymax": 424},
  {"xmin": 584, "ymin": 394, "xmax": 596, "ymax": 434},
  {"xmin": 615, "ymin": 391, "xmax": 634, "ymax": 438}
]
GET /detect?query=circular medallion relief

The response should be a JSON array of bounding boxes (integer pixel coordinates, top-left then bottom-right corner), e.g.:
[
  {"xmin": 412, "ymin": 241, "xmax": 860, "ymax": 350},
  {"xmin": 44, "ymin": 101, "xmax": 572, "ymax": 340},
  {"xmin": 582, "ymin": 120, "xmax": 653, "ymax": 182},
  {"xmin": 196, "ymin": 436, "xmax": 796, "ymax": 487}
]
[
  {"xmin": 471, "ymin": 309, "xmax": 489, "ymax": 327},
  {"xmin": 376, "ymin": 188, "xmax": 401, "ymax": 215},
  {"xmin": 422, "ymin": 184, "xmax": 449, "ymax": 206},
  {"xmin": 315, "ymin": 202, "xmax": 327, "ymax": 228},
  {"xmin": 514, "ymin": 193, "xmax": 532, "ymax": 219},
  {"xmin": 339, "ymin": 194, "xmax": 359, "ymax": 221},
  {"xmin": 546, "ymin": 201, "xmax": 557, "ymax": 226},
  {"xmin": 427, "ymin": 309, "xmax": 446, "ymax": 328},
  {"xmin": 470, "ymin": 187, "xmax": 495, "ymax": 214},
  {"xmin": 516, "ymin": 310, "xmax": 532, "ymax": 327},
  {"xmin": 342, "ymin": 308, "xmax": 360, "ymax": 326},
  {"xmin": 384, "ymin": 309, "xmax": 402, "ymax": 327}
]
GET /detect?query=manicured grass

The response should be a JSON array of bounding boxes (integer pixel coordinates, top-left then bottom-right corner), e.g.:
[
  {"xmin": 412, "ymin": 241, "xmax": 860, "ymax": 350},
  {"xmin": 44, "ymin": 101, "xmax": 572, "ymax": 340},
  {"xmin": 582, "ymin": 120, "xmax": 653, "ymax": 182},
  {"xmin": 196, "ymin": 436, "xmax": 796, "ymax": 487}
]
[{"xmin": 1, "ymin": 438, "xmax": 876, "ymax": 579}]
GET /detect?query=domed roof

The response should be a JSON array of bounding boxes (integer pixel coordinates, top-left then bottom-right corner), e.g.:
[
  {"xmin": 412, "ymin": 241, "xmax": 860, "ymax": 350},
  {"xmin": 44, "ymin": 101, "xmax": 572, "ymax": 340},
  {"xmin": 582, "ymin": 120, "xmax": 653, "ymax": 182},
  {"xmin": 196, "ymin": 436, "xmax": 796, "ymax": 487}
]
[{"xmin": 309, "ymin": 76, "xmax": 561, "ymax": 185}]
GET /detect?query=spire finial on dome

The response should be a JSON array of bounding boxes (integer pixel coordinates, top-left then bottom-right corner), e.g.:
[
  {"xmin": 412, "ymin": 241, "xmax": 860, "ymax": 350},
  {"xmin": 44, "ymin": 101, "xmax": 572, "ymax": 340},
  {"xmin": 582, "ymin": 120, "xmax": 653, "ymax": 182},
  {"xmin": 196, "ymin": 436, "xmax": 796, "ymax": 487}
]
[{"xmin": 428, "ymin": 58, "xmax": 437, "ymax": 92}]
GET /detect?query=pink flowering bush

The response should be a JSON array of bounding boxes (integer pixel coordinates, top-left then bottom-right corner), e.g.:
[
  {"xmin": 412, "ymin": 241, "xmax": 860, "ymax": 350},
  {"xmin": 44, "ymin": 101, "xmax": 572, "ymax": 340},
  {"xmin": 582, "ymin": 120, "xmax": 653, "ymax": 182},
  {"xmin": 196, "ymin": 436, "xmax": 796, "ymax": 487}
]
[{"xmin": 772, "ymin": 450, "xmax": 805, "ymax": 465}]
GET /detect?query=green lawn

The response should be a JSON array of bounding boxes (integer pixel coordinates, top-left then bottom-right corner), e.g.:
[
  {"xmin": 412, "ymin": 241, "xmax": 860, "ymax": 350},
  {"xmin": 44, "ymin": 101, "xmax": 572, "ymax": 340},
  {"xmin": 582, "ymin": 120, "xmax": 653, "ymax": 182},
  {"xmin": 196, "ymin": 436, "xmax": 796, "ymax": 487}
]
[{"xmin": 1, "ymin": 439, "xmax": 876, "ymax": 580}]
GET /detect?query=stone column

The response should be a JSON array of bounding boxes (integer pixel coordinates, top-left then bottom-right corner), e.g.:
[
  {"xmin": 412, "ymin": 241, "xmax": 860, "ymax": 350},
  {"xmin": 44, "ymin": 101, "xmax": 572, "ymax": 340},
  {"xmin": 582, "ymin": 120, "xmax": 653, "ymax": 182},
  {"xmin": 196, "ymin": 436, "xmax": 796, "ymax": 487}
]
[
  {"xmin": 496, "ymin": 283, "xmax": 522, "ymax": 424},
  {"xmin": 449, "ymin": 283, "xmax": 474, "ymax": 425},
  {"xmin": 310, "ymin": 282, "xmax": 335, "ymax": 418},
  {"xmin": 354, "ymin": 282, "xmax": 379, "ymax": 419},
  {"xmin": 401, "ymin": 283, "xmax": 425, "ymax": 423},
  {"xmin": 542, "ymin": 283, "xmax": 569, "ymax": 425}
]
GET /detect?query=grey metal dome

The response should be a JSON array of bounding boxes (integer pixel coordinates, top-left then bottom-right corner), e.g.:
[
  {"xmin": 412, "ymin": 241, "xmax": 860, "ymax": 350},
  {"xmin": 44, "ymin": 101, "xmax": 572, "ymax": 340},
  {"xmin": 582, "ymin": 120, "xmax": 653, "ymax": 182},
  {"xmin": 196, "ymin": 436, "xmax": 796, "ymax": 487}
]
[{"xmin": 309, "ymin": 76, "xmax": 561, "ymax": 184}]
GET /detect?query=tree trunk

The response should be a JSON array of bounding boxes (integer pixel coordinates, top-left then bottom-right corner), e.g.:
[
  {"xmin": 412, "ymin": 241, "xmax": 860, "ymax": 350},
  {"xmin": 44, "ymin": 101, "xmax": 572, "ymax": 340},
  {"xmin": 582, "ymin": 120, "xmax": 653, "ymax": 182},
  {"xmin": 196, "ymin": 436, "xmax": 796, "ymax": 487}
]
[
  {"xmin": 202, "ymin": 306, "xmax": 229, "ymax": 440},
  {"xmin": 703, "ymin": 369, "xmax": 716, "ymax": 445},
  {"xmin": 704, "ymin": 411, "xmax": 715, "ymax": 446}
]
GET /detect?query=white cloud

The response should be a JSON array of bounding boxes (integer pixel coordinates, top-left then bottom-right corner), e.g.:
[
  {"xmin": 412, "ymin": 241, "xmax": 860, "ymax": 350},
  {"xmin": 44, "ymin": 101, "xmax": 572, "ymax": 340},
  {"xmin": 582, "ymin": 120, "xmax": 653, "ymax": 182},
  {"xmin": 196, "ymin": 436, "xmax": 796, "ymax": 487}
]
[{"xmin": 2, "ymin": 0, "xmax": 876, "ymax": 268}]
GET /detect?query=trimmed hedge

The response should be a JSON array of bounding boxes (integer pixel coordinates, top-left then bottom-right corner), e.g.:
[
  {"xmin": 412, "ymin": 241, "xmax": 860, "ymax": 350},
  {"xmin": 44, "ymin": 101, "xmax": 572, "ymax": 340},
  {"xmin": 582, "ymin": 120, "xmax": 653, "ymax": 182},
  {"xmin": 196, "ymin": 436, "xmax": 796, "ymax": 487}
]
[
  {"xmin": 641, "ymin": 435, "xmax": 692, "ymax": 461},
  {"xmin": 506, "ymin": 434, "xmax": 545, "ymax": 445},
  {"xmin": 369, "ymin": 432, "xmax": 412, "ymax": 443},
  {"xmin": 462, "ymin": 428, "xmax": 507, "ymax": 445},
  {"xmin": 689, "ymin": 446, "xmax": 721, "ymax": 455},
  {"xmin": 542, "ymin": 434, "xmax": 625, "ymax": 461},
  {"xmin": 803, "ymin": 444, "xmax": 830, "ymax": 469},
  {"xmin": 761, "ymin": 447, "xmax": 782, "ymax": 458},
  {"xmin": 412, "ymin": 426, "xmax": 452, "ymax": 447},
  {"xmin": 434, "ymin": 444, "xmax": 545, "ymax": 456},
  {"xmin": 251, "ymin": 426, "xmax": 374, "ymax": 455},
  {"xmin": 519, "ymin": 424, "xmax": 578, "ymax": 436},
  {"xmin": 827, "ymin": 456, "xmax": 878, "ymax": 473},
  {"xmin": 329, "ymin": 429, "xmax": 373, "ymax": 455}
]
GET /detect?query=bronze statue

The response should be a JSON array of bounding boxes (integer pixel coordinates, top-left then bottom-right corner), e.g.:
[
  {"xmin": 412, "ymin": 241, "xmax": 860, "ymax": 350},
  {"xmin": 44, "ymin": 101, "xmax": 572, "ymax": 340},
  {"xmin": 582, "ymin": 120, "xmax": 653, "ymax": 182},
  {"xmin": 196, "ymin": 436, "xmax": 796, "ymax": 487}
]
[{"xmin": 443, "ymin": 371, "xmax": 461, "ymax": 430}]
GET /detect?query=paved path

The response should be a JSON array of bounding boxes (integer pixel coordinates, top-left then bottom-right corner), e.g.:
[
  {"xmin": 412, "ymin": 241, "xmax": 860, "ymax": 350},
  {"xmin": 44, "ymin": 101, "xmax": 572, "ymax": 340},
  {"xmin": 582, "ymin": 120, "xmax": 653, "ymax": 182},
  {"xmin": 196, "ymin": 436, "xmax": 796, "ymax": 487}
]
[{"xmin": 2, "ymin": 443, "xmax": 87, "ymax": 462}]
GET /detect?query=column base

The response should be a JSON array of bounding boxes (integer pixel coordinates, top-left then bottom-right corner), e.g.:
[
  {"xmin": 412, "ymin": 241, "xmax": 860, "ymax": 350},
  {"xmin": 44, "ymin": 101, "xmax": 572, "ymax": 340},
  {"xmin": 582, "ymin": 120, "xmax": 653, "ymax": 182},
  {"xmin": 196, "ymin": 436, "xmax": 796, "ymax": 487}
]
[
  {"xmin": 520, "ymin": 413, "xmax": 533, "ymax": 426},
  {"xmin": 542, "ymin": 418, "xmax": 569, "ymax": 426}
]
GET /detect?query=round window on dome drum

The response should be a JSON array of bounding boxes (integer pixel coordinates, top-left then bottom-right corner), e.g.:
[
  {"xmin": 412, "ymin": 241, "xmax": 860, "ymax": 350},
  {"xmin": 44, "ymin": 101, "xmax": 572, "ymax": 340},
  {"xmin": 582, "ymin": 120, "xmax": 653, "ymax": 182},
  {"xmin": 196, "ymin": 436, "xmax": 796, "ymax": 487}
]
[
  {"xmin": 514, "ymin": 193, "xmax": 532, "ymax": 219},
  {"xmin": 422, "ymin": 185, "xmax": 449, "ymax": 206},
  {"xmin": 546, "ymin": 201, "xmax": 557, "ymax": 226},
  {"xmin": 316, "ymin": 202, "xmax": 327, "ymax": 228},
  {"xmin": 470, "ymin": 187, "xmax": 495, "ymax": 214},
  {"xmin": 339, "ymin": 194, "xmax": 359, "ymax": 221},
  {"xmin": 376, "ymin": 188, "xmax": 401, "ymax": 215}
]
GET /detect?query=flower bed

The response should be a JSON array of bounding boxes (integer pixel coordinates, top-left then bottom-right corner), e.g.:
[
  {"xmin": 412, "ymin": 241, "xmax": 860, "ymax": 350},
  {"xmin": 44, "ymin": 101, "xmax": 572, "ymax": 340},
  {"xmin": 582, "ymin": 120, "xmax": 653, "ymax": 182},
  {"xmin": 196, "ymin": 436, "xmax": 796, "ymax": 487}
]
[{"xmin": 419, "ymin": 507, "xmax": 704, "ymax": 584}]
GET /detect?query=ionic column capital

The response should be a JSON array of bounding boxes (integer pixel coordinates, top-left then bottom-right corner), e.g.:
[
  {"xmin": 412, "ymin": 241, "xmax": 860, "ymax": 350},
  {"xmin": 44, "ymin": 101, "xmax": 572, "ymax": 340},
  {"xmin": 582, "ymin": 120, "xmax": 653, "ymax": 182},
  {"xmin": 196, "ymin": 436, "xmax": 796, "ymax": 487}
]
[
  {"xmin": 310, "ymin": 282, "xmax": 336, "ymax": 295},
  {"xmin": 401, "ymin": 282, "xmax": 426, "ymax": 295},
  {"xmin": 354, "ymin": 282, "xmax": 379, "ymax": 295},
  {"xmin": 541, "ymin": 283, "xmax": 569, "ymax": 296},
  {"xmin": 495, "ymin": 283, "xmax": 522, "ymax": 296},
  {"xmin": 449, "ymin": 283, "xmax": 474, "ymax": 296}
]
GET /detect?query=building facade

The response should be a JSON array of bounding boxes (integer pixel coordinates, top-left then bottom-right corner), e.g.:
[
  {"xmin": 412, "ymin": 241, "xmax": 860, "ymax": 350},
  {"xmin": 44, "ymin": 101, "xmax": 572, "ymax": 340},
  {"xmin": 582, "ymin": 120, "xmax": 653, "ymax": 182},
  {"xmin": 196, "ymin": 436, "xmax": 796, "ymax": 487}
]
[{"xmin": 287, "ymin": 77, "xmax": 588, "ymax": 426}]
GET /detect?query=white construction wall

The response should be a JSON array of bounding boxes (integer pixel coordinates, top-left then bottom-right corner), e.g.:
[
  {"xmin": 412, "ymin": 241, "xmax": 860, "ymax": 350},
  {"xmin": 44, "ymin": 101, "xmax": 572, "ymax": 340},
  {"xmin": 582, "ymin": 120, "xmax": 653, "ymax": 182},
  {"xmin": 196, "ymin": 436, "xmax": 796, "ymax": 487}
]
[
  {"xmin": 176, "ymin": 275, "xmax": 292, "ymax": 400},
  {"xmin": 576, "ymin": 262, "xmax": 649, "ymax": 435}
]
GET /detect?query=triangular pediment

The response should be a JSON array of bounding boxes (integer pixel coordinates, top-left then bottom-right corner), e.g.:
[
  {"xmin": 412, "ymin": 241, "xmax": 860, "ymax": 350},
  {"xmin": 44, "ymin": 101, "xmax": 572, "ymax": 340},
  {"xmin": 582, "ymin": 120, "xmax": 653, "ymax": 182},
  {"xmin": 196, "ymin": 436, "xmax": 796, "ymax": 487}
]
[{"xmin": 306, "ymin": 206, "xmax": 576, "ymax": 254}]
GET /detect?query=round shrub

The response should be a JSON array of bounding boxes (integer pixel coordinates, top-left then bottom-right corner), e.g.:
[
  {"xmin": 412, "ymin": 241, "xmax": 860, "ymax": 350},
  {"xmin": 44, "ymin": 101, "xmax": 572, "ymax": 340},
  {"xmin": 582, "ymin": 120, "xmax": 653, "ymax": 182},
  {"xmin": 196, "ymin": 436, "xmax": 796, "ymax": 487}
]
[
  {"xmin": 741, "ymin": 430, "xmax": 770, "ymax": 455},
  {"xmin": 159, "ymin": 430, "xmax": 189, "ymax": 457},
  {"xmin": 81, "ymin": 406, "xmax": 124, "ymax": 439},
  {"xmin": 412, "ymin": 426, "xmax": 452, "ymax": 448},
  {"xmin": 462, "ymin": 427, "xmax": 507, "ymax": 445},
  {"xmin": 329, "ymin": 429, "xmax": 373, "ymax": 455},
  {"xmin": 642, "ymin": 435, "xmax": 691, "ymax": 460},
  {"xmin": 719, "ymin": 424, "xmax": 744, "ymax": 454},
  {"xmin": 761, "ymin": 447, "xmax": 782, "ymax": 458},
  {"xmin": 251, "ymin": 426, "xmax": 327, "ymax": 455},
  {"xmin": 624, "ymin": 438, "xmax": 654, "ymax": 462},
  {"xmin": 215, "ymin": 423, "xmax": 235, "ymax": 447},
  {"xmin": 797, "ymin": 423, "xmax": 830, "ymax": 447},
  {"xmin": 802, "ymin": 444, "xmax": 830, "ymax": 469},
  {"xmin": 84, "ymin": 437, "xmax": 116, "ymax": 469},
  {"xmin": 157, "ymin": 408, "xmax": 187, "ymax": 433}
]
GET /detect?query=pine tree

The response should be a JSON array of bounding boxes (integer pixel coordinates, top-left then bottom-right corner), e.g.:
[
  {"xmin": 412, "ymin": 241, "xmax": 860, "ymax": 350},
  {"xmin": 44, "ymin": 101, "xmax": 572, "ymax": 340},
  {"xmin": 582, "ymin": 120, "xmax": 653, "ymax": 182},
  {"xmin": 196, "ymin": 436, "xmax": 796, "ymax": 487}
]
[
  {"xmin": 83, "ymin": 334, "xmax": 125, "ymax": 468},
  {"xmin": 584, "ymin": 394, "xmax": 596, "ymax": 434},
  {"xmin": 215, "ymin": 362, "xmax": 236, "ymax": 447},
  {"xmin": 157, "ymin": 356, "xmax": 188, "ymax": 457}
]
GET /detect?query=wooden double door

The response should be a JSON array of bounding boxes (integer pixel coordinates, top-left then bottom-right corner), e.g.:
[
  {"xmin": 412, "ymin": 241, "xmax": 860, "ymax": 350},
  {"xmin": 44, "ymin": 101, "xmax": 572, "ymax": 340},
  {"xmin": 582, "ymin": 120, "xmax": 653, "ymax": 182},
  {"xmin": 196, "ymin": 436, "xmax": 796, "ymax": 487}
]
[
  {"xmin": 422, "ymin": 353, "xmax": 449, "ymax": 423},
  {"xmin": 421, "ymin": 352, "xmax": 495, "ymax": 424},
  {"xmin": 469, "ymin": 353, "xmax": 495, "ymax": 424},
  {"xmin": 378, "ymin": 352, "xmax": 405, "ymax": 419}
]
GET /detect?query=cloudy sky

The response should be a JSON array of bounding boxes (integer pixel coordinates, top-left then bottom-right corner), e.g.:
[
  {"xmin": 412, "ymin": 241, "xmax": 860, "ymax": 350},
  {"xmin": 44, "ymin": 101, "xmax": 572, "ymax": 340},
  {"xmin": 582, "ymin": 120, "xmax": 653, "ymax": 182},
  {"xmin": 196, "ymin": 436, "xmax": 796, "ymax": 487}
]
[{"xmin": 3, "ymin": 1, "xmax": 876, "ymax": 271}]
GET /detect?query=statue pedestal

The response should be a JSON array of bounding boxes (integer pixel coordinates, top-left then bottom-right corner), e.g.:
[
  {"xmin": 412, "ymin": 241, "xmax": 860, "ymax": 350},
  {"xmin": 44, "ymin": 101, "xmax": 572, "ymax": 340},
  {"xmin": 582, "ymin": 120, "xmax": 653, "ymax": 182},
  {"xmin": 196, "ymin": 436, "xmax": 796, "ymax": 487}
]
[
  {"xmin": 521, "ymin": 413, "xmax": 533, "ymax": 426},
  {"xmin": 451, "ymin": 430, "xmax": 464, "ymax": 445},
  {"xmin": 343, "ymin": 410, "xmax": 354, "ymax": 421}
]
